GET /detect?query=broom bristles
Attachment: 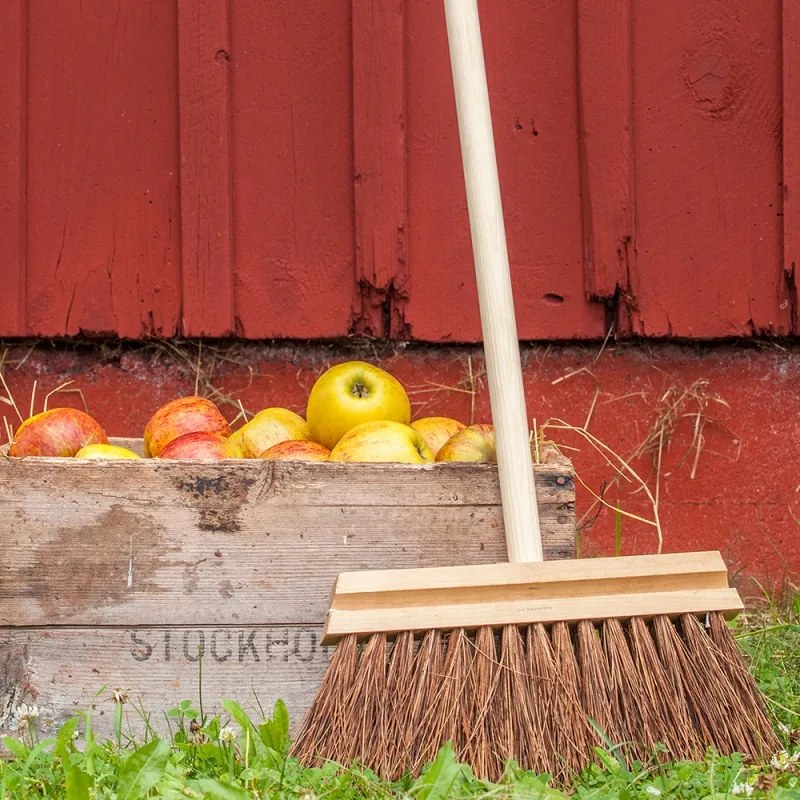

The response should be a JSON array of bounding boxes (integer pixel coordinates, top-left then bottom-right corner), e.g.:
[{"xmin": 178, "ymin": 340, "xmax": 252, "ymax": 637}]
[{"xmin": 291, "ymin": 614, "xmax": 779, "ymax": 785}]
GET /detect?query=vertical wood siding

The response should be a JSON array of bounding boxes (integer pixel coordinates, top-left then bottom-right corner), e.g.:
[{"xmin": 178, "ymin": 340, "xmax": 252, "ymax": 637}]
[{"xmin": 0, "ymin": 0, "xmax": 794, "ymax": 340}]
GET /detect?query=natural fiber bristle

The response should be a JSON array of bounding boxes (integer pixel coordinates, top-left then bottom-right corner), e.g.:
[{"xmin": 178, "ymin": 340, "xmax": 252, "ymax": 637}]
[{"xmin": 291, "ymin": 614, "xmax": 779, "ymax": 785}]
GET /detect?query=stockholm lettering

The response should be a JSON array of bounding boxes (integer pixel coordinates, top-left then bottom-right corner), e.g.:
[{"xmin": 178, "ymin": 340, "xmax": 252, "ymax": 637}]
[{"xmin": 129, "ymin": 628, "xmax": 324, "ymax": 664}]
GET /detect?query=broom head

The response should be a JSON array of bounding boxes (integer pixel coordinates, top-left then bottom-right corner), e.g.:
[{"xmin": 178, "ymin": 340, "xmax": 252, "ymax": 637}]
[{"xmin": 292, "ymin": 551, "xmax": 779, "ymax": 784}]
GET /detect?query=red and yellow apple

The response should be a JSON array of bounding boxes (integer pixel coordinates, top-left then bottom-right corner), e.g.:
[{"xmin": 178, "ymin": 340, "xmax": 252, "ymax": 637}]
[
  {"xmin": 306, "ymin": 361, "xmax": 411, "ymax": 450},
  {"xmin": 258, "ymin": 440, "xmax": 331, "ymax": 461},
  {"xmin": 328, "ymin": 420, "xmax": 434, "ymax": 464},
  {"xmin": 435, "ymin": 423, "xmax": 496, "ymax": 463},
  {"xmin": 144, "ymin": 396, "xmax": 231, "ymax": 457},
  {"xmin": 233, "ymin": 408, "xmax": 311, "ymax": 458},
  {"xmin": 410, "ymin": 416, "xmax": 466, "ymax": 459},
  {"xmin": 158, "ymin": 431, "xmax": 240, "ymax": 460},
  {"xmin": 8, "ymin": 408, "xmax": 108, "ymax": 457},
  {"xmin": 75, "ymin": 443, "xmax": 141, "ymax": 460}
]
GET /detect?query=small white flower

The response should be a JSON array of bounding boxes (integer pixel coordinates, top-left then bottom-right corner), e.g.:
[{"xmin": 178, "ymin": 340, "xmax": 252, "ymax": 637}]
[
  {"xmin": 220, "ymin": 725, "xmax": 236, "ymax": 745},
  {"xmin": 770, "ymin": 749, "xmax": 800, "ymax": 771},
  {"xmin": 731, "ymin": 782, "xmax": 754, "ymax": 797},
  {"xmin": 11, "ymin": 703, "xmax": 39, "ymax": 734},
  {"xmin": 645, "ymin": 786, "xmax": 661, "ymax": 797},
  {"xmin": 778, "ymin": 721, "xmax": 791, "ymax": 734}
]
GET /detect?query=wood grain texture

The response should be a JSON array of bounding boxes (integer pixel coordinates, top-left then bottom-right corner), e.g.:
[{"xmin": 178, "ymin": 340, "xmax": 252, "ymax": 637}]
[
  {"xmin": 177, "ymin": 0, "xmax": 235, "ymax": 336},
  {"xmin": 0, "ymin": 626, "xmax": 329, "ymax": 741},
  {"xmin": 404, "ymin": 0, "xmax": 605, "ymax": 341},
  {"xmin": 23, "ymin": 0, "xmax": 181, "ymax": 338},
  {"xmin": 631, "ymin": 0, "xmax": 787, "ymax": 337},
  {"xmin": 322, "ymin": 550, "xmax": 740, "ymax": 641},
  {"xmin": 783, "ymin": 0, "xmax": 800, "ymax": 333},
  {"xmin": 0, "ymin": 457, "xmax": 575, "ymax": 627},
  {"xmin": 577, "ymin": 0, "xmax": 635, "ymax": 326},
  {"xmin": 0, "ymin": 0, "xmax": 26, "ymax": 336},
  {"xmin": 351, "ymin": 0, "xmax": 409, "ymax": 338},
  {"xmin": 229, "ymin": 0, "xmax": 357, "ymax": 338}
]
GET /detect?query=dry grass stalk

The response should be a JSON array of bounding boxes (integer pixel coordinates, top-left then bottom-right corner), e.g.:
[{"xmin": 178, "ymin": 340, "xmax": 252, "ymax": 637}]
[{"xmin": 543, "ymin": 418, "xmax": 664, "ymax": 552}]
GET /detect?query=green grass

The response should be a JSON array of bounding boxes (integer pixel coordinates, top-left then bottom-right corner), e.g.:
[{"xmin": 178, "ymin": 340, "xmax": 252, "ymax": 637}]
[{"xmin": 2, "ymin": 615, "xmax": 800, "ymax": 800}]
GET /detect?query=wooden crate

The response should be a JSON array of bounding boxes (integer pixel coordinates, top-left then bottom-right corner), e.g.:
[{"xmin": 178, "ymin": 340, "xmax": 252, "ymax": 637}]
[{"xmin": 0, "ymin": 441, "xmax": 575, "ymax": 740}]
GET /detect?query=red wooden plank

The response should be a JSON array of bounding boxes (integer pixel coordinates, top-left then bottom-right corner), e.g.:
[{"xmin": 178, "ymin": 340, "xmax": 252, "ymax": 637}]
[
  {"xmin": 351, "ymin": 0, "xmax": 409, "ymax": 338},
  {"xmin": 631, "ymin": 0, "xmax": 787, "ymax": 337},
  {"xmin": 404, "ymin": 0, "xmax": 605, "ymax": 342},
  {"xmin": 24, "ymin": 0, "xmax": 181, "ymax": 338},
  {"xmin": 576, "ymin": 0, "xmax": 635, "ymax": 333},
  {"xmin": 0, "ymin": 0, "xmax": 26, "ymax": 335},
  {"xmin": 177, "ymin": 0, "xmax": 235, "ymax": 337},
  {"xmin": 783, "ymin": 0, "xmax": 800, "ymax": 334},
  {"xmin": 230, "ymin": 0, "xmax": 356, "ymax": 339}
]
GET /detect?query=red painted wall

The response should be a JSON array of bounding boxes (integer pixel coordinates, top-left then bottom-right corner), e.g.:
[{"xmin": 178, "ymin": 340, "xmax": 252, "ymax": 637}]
[{"xmin": 0, "ymin": 0, "xmax": 796, "ymax": 340}]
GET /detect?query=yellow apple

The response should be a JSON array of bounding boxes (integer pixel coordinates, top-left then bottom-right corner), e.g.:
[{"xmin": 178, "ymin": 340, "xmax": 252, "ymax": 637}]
[
  {"xmin": 75, "ymin": 443, "xmax": 141, "ymax": 460},
  {"xmin": 233, "ymin": 407, "xmax": 311, "ymax": 458},
  {"xmin": 435, "ymin": 423, "xmax": 496, "ymax": 463},
  {"xmin": 329, "ymin": 420, "xmax": 434, "ymax": 464},
  {"xmin": 306, "ymin": 361, "xmax": 411, "ymax": 450},
  {"xmin": 258, "ymin": 440, "xmax": 331, "ymax": 461},
  {"xmin": 410, "ymin": 416, "xmax": 466, "ymax": 459}
]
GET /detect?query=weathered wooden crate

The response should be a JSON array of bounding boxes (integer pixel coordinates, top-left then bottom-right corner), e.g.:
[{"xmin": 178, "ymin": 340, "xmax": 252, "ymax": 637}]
[{"xmin": 0, "ymin": 440, "xmax": 575, "ymax": 740}]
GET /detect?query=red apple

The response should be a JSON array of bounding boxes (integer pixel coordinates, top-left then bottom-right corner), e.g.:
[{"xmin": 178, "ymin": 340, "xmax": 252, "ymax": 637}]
[
  {"xmin": 158, "ymin": 431, "xmax": 239, "ymax": 460},
  {"xmin": 435, "ymin": 424, "xmax": 496, "ymax": 463},
  {"xmin": 8, "ymin": 408, "xmax": 108, "ymax": 457},
  {"xmin": 258, "ymin": 440, "xmax": 331, "ymax": 461},
  {"xmin": 144, "ymin": 396, "xmax": 231, "ymax": 457}
]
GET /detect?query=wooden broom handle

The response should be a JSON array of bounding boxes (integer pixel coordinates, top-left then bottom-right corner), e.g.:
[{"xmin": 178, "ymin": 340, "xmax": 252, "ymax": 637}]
[{"xmin": 443, "ymin": 0, "xmax": 543, "ymax": 563}]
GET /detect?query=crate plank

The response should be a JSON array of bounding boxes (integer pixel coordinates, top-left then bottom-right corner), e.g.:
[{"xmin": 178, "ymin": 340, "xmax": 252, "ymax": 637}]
[{"xmin": 0, "ymin": 625, "xmax": 328, "ymax": 740}]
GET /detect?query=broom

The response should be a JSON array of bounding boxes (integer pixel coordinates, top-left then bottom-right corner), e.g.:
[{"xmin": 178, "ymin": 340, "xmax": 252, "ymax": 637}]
[{"xmin": 291, "ymin": 0, "xmax": 779, "ymax": 784}]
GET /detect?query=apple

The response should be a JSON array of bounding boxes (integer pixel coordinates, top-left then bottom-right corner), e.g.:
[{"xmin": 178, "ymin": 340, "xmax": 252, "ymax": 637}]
[
  {"xmin": 144, "ymin": 396, "xmax": 231, "ymax": 457},
  {"xmin": 410, "ymin": 416, "xmax": 466, "ymax": 459},
  {"xmin": 234, "ymin": 407, "xmax": 311, "ymax": 458},
  {"xmin": 258, "ymin": 440, "xmax": 331, "ymax": 461},
  {"xmin": 75, "ymin": 443, "xmax": 141, "ymax": 460},
  {"xmin": 306, "ymin": 361, "xmax": 411, "ymax": 450},
  {"xmin": 435, "ymin": 423, "xmax": 496, "ymax": 463},
  {"xmin": 328, "ymin": 420, "xmax": 434, "ymax": 464},
  {"xmin": 158, "ymin": 431, "xmax": 240, "ymax": 460},
  {"xmin": 8, "ymin": 408, "xmax": 108, "ymax": 457}
]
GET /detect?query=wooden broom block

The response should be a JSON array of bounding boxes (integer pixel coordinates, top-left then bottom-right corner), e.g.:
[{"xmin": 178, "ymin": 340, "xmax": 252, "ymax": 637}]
[{"xmin": 321, "ymin": 551, "xmax": 744, "ymax": 643}]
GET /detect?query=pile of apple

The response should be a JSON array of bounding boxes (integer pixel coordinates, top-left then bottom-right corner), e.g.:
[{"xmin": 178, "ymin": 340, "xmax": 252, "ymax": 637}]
[{"xmin": 6, "ymin": 361, "xmax": 497, "ymax": 464}]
